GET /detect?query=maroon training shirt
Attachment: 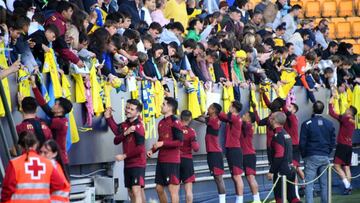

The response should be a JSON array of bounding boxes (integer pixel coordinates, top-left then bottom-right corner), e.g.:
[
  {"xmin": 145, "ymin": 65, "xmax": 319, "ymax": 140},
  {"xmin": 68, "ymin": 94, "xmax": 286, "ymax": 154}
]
[
  {"xmin": 241, "ymin": 121, "xmax": 255, "ymax": 155},
  {"xmin": 205, "ymin": 116, "xmax": 222, "ymax": 152},
  {"xmin": 16, "ymin": 118, "xmax": 53, "ymax": 143},
  {"xmin": 152, "ymin": 115, "xmax": 183, "ymax": 163},
  {"xmin": 219, "ymin": 112, "xmax": 242, "ymax": 148},
  {"xmin": 180, "ymin": 125, "xmax": 200, "ymax": 159},
  {"xmin": 283, "ymin": 104, "xmax": 300, "ymax": 145},
  {"xmin": 32, "ymin": 87, "xmax": 69, "ymax": 164},
  {"xmin": 106, "ymin": 116, "xmax": 146, "ymax": 168},
  {"xmin": 329, "ymin": 104, "xmax": 355, "ymax": 146}
]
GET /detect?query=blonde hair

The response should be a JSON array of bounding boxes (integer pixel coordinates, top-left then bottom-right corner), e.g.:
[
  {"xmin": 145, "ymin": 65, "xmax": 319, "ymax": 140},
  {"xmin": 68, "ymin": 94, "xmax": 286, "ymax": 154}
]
[
  {"xmin": 65, "ymin": 24, "xmax": 79, "ymax": 50},
  {"xmin": 242, "ymin": 33, "xmax": 256, "ymax": 48}
]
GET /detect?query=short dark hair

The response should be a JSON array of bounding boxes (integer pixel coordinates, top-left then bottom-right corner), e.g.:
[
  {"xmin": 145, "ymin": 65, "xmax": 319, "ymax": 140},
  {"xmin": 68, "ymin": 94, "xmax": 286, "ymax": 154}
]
[
  {"xmin": 104, "ymin": 19, "xmax": 118, "ymax": 28},
  {"xmin": 79, "ymin": 32, "xmax": 89, "ymax": 44},
  {"xmin": 328, "ymin": 41, "xmax": 338, "ymax": 48},
  {"xmin": 106, "ymin": 12, "xmax": 122, "ymax": 23},
  {"xmin": 324, "ymin": 67, "xmax": 334, "ymax": 74},
  {"xmin": 349, "ymin": 106, "xmax": 358, "ymax": 117},
  {"xmin": 248, "ymin": 112, "xmax": 256, "ymax": 123},
  {"xmin": 231, "ymin": 101, "xmax": 242, "ymax": 113},
  {"xmin": 22, "ymin": 97, "xmax": 38, "ymax": 114},
  {"xmin": 291, "ymin": 103, "xmax": 299, "ymax": 113},
  {"xmin": 342, "ymin": 57, "xmax": 353, "ymax": 66},
  {"xmin": 212, "ymin": 103, "xmax": 222, "ymax": 115},
  {"xmin": 181, "ymin": 110, "xmax": 192, "ymax": 121},
  {"xmin": 170, "ymin": 22, "xmax": 184, "ymax": 33},
  {"xmin": 56, "ymin": 1, "xmax": 74, "ymax": 13},
  {"xmin": 142, "ymin": 34, "xmax": 155, "ymax": 44},
  {"xmin": 123, "ymin": 29, "xmax": 140, "ymax": 43},
  {"xmin": 32, "ymin": 12, "xmax": 45, "ymax": 25},
  {"xmin": 313, "ymin": 101, "xmax": 325, "ymax": 114},
  {"xmin": 45, "ymin": 24, "xmax": 60, "ymax": 38},
  {"xmin": 165, "ymin": 97, "xmax": 178, "ymax": 114},
  {"xmin": 149, "ymin": 22, "xmax": 163, "ymax": 33},
  {"xmin": 127, "ymin": 99, "xmax": 143, "ymax": 112},
  {"xmin": 290, "ymin": 4, "xmax": 302, "ymax": 12},
  {"xmin": 237, "ymin": 0, "xmax": 248, "ymax": 8},
  {"xmin": 349, "ymin": 105, "xmax": 357, "ymax": 117},
  {"xmin": 183, "ymin": 39, "xmax": 197, "ymax": 49},
  {"xmin": 285, "ymin": 42, "xmax": 294, "ymax": 48}
]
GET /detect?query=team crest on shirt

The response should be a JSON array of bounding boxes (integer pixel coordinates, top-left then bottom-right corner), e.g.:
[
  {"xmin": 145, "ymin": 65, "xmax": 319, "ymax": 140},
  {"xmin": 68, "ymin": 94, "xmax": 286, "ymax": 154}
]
[
  {"xmin": 183, "ymin": 129, "xmax": 188, "ymax": 134},
  {"xmin": 25, "ymin": 157, "xmax": 46, "ymax": 180},
  {"xmin": 134, "ymin": 178, "xmax": 138, "ymax": 184},
  {"xmin": 164, "ymin": 134, "xmax": 169, "ymax": 138},
  {"xmin": 166, "ymin": 177, "xmax": 170, "ymax": 182},
  {"xmin": 27, "ymin": 124, "xmax": 34, "ymax": 129}
]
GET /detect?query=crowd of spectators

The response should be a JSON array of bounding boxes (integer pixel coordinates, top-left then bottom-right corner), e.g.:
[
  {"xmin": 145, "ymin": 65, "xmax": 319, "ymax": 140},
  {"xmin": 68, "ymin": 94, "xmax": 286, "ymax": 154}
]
[{"xmin": 1, "ymin": 0, "xmax": 358, "ymax": 103}]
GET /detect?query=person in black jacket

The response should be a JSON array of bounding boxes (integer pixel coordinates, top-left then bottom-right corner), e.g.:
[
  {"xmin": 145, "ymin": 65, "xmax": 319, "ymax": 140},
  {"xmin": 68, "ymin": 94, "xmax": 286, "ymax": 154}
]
[
  {"xmin": 267, "ymin": 112, "xmax": 301, "ymax": 203},
  {"xmin": 29, "ymin": 24, "xmax": 59, "ymax": 70},
  {"xmin": 300, "ymin": 101, "xmax": 336, "ymax": 203}
]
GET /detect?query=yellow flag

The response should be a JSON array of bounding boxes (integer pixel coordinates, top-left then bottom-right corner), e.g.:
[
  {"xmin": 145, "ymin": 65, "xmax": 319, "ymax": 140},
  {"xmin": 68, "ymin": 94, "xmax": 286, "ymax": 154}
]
[
  {"xmin": 44, "ymin": 49, "xmax": 62, "ymax": 98},
  {"xmin": 72, "ymin": 74, "xmax": 86, "ymax": 103}
]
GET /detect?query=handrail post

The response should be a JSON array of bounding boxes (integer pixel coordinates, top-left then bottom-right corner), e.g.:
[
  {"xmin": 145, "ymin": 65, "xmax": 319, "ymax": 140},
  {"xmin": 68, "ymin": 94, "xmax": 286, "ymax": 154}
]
[
  {"xmin": 282, "ymin": 175, "xmax": 287, "ymax": 203},
  {"xmin": 328, "ymin": 165, "xmax": 332, "ymax": 203}
]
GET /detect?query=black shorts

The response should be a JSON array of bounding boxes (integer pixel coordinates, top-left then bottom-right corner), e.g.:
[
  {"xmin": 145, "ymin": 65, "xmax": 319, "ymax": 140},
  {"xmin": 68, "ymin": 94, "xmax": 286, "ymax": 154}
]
[
  {"xmin": 155, "ymin": 162, "xmax": 180, "ymax": 186},
  {"xmin": 243, "ymin": 154, "xmax": 256, "ymax": 176},
  {"xmin": 180, "ymin": 157, "xmax": 195, "ymax": 183},
  {"xmin": 292, "ymin": 145, "xmax": 301, "ymax": 167},
  {"xmin": 124, "ymin": 167, "xmax": 145, "ymax": 188},
  {"xmin": 334, "ymin": 144, "xmax": 352, "ymax": 166},
  {"xmin": 225, "ymin": 148, "xmax": 243, "ymax": 176},
  {"xmin": 207, "ymin": 152, "xmax": 224, "ymax": 176}
]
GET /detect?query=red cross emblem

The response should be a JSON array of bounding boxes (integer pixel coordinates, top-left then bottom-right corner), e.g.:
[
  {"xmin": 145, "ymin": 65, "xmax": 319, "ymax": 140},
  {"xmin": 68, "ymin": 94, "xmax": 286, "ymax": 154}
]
[{"xmin": 25, "ymin": 157, "xmax": 46, "ymax": 180}]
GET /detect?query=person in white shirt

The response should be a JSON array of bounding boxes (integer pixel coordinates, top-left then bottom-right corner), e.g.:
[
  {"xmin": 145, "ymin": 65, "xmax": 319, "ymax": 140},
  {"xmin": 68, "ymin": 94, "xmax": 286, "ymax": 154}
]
[
  {"xmin": 141, "ymin": 0, "xmax": 156, "ymax": 26},
  {"xmin": 282, "ymin": 4, "xmax": 302, "ymax": 42},
  {"xmin": 315, "ymin": 27, "xmax": 330, "ymax": 50}
]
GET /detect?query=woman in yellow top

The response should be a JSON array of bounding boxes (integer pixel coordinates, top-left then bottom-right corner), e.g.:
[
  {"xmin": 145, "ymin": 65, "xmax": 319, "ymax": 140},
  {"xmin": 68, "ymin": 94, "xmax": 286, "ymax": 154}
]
[{"xmin": 163, "ymin": 0, "xmax": 188, "ymax": 29}]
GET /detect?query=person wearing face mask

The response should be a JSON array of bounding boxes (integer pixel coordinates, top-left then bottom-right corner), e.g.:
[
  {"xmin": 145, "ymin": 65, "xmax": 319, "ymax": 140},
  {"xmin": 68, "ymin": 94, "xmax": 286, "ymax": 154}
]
[{"xmin": 40, "ymin": 140, "xmax": 71, "ymax": 203}]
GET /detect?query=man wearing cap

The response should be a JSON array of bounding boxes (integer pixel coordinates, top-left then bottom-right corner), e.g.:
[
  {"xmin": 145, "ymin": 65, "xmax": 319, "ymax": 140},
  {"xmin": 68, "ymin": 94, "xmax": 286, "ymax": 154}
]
[{"xmin": 30, "ymin": 75, "xmax": 73, "ymax": 173}]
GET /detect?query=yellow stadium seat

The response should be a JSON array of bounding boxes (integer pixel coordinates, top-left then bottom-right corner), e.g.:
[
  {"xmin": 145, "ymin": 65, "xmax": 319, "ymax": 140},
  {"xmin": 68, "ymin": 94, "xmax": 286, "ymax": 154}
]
[
  {"xmin": 305, "ymin": 1, "xmax": 321, "ymax": 18},
  {"xmin": 341, "ymin": 39, "xmax": 357, "ymax": 44},
  {"xmin": 328, "ymin": 22, "xmax": 336, "ymax": 39},
  {"xmin": 338, "ymin": 0, "xmax": 354, "ymax": 17},
  {"xmin": 330, "ymin": 17, "xmax": 346, "ymax": 23},
  {"xmin": 346, "ymin": 17, "xmax": 360, "ymax": 23},
  {"xmin": 322, "ymin": 0, "xmax": 337, "ymax": 17},
  {"xmin": 353, "ymin": 43, "xmax": 360, "ymax": 54},
  {"xmin": 336, "ymin": 22, "xmax": 351, "ymax": 39},
  {"xmin": 352, "ymin": 21, "xmax": 360, "ymax": 38}
]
